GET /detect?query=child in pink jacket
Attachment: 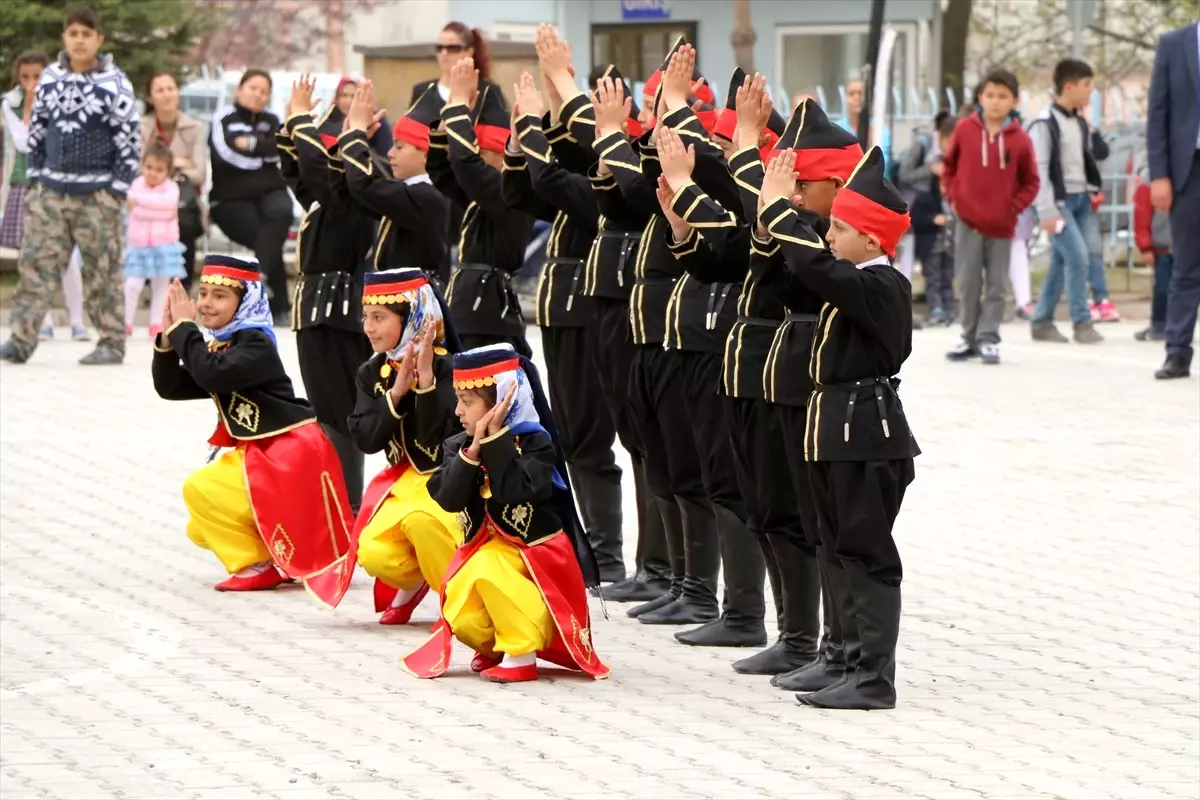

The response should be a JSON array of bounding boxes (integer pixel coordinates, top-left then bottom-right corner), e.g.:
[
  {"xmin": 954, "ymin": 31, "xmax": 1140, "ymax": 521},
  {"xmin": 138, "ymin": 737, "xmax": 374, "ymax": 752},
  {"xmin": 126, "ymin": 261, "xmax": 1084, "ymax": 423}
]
[{"xmin": 124, "ymin": 144, "xmax": 185, "ymax": 338}]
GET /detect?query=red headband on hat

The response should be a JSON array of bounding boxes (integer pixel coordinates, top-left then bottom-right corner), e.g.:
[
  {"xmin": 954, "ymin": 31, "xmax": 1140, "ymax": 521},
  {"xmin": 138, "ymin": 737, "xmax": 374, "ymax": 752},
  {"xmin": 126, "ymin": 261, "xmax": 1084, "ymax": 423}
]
[
  {"xmin": 475, "ymin": 123, "xmax": 508, "ymax": 154},
  {"xmin": 788, "ymin": 145, "xmax": 864, "ymax": 184},
  {"xmin": 393, "ymin": 116, "xmax": 431, "ymax": 151},
  {"xmin": 831, "ymin": 188, "xmax": 911, "ymax": 259}
]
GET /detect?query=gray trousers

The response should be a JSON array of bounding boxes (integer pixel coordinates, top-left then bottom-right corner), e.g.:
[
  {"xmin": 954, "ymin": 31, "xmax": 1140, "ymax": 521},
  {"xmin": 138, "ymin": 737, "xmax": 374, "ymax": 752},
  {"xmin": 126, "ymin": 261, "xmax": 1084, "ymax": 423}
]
[{"xmin": 955, "ymin": 224, "xmax": 1012, "ymax": 346}]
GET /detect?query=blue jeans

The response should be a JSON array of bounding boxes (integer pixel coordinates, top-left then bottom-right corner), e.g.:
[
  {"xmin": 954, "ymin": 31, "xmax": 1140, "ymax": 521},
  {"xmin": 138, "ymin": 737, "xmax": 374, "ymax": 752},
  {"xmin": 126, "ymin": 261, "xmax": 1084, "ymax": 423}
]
[
  {"xmin": 1033, "ymin": 193, "xmax": 1093, "ymax": 326},
  {"xmin": 1151, "ymin": 253, "xmax": 1174, "ymax": 334},
  {"xmin": 1082, "ymin": 207, "xmax": 1108, "ymax": 302}
]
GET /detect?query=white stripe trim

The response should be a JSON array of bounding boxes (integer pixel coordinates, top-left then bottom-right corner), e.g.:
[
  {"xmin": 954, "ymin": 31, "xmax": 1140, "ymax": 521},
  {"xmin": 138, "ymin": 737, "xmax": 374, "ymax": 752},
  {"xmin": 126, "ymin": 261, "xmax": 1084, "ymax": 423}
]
[{"xmin": 211, "ymin": 105, "xmax": 264, "ymax": 171}]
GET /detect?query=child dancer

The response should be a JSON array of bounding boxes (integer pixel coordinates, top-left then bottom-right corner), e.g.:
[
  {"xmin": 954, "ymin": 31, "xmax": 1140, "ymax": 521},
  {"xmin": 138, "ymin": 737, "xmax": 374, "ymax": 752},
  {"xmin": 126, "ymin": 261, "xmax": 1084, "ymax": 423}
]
[
  {"xmin": 152, "ymin": 255, "xmax": 354, "ymax": 602},
  {"xmin": 344, "ymin": 269, "xmax": 464, "ymax": 624},
  {"xmin": 124, "ymin": 144, "xmax": 186, "ymax": 338},
  {"xmin": 403, "ymin": 344, "xmax": 609, "ymax": 683}
]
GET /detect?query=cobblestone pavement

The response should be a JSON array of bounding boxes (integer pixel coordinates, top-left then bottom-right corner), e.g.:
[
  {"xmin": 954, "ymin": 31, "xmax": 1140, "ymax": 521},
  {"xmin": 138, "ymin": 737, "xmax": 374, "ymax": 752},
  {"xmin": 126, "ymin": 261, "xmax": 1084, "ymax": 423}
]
[{"xmin": 2, "ymin": 320, "xmax": 1198, "ymax": 800}]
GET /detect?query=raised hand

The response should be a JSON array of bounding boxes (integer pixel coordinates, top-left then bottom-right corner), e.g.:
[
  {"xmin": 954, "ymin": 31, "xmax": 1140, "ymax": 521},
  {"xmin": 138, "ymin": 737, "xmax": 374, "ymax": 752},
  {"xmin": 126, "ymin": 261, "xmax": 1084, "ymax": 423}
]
[
  {"xmin": 448, "ymin": 58, "xmax": 480, "ymax": 109},
  {"xmin": 590, "ymin": 76, "xmax": 630, "ymax": 138},
  {"xmin": 661, "ymin": 44, "xmax": 696, "ymax": 112},
  {"xmin": 167, "ymin": 279, "xmax": 196, "ymax": 326},
  {"xmin": 416, "ymin": 324, "xmax": 436, "ymax": 388},
  {"xmin": 391, "ymin": 342, "xmax": 416, "ymax": 404},
  {"xmin": 656, "ymin": 175, "xmax": 690, "ymax": 242},
  {"xmin": 515, "ymin": 71, "xmax": 545, "ymax": 119},
  {"xmin": 535, "ymin": 27, "xmax": 573, "ymax": 79},
  {"xmin": 347, "ymin": 83, "xmax": 375, "ymax": 132},
  {"xmin": 159, "ymin": 289, "xmax": 175, "ymax": 348},
  {"xmin": 287, "ymin": 73, "xmax": 317, "ymax": 118},
  {"xmin": 759, "ymin": 148, "xmax": 798, "ymax": 210},
  {"xmin": 487, "ymin": 382, "xmax": 518, "ymax": 436},
  {"xmin": 656, "ymin": 126, "xmax": 695, "ymax": 192},
  {"xmin": 735, "ymin": 72, "xmax": 772, "ymax": 150}
]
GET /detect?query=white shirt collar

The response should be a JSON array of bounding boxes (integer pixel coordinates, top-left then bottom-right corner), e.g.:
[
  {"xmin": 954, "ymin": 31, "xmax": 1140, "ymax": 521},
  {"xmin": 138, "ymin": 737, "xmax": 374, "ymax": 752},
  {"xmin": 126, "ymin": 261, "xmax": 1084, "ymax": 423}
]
[
  {"xmin": 404, "ymin": 173, "xmax": 431, "ymax": 186},
  {"xmin": 855, "ymin": 254, "xmax": 892, "ymax": 270}
]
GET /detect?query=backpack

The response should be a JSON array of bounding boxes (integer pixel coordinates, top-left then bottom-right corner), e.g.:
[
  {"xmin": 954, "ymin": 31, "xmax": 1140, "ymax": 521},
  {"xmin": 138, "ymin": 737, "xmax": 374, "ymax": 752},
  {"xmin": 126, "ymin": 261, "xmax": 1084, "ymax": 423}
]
[{"xmin": 890, "ymin": 128, "xmax": 931, "ymax": 190}]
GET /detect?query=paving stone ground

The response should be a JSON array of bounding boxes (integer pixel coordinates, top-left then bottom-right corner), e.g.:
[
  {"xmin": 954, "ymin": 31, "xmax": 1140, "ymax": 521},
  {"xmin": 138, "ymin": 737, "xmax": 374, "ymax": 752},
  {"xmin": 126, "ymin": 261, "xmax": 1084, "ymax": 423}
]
[{"xmin": 2, "ymin": 320, "xmax": 1198, "ymax": 800}]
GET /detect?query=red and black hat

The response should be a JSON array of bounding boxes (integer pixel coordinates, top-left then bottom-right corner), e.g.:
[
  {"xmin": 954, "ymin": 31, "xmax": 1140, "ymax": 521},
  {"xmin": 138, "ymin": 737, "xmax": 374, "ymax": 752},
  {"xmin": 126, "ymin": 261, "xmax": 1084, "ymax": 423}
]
[
  {"xmin": 712, "ymin": 68, "xmax": 786, "ymax": 149},
  {"xmin": 199, "ymin": 254, "xmax": 261, "ymax": 288},
  {"xmin": 775, "ymin": 98, "xmax": 862, "ymax": 184},
  {"xmin": 830, "ymin": 146, "xmax": 911, "ymax": 259},
  {"xmin": 394, "ymin": 84, "xmax": 444, "ymax": 152},
  {"xmin": 473, "ymin": 82, "xmax": 510, "ymax": 154},
  {"xmin": 596, "ymin": 65, "xmax": 644, "ymax": 138}
]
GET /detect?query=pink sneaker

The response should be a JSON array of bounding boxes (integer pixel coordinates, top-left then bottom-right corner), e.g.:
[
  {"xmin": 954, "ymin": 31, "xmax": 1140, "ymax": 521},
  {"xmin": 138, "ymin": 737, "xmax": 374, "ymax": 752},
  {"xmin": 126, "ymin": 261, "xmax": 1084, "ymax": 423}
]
[
  {"xmin": 1088, "ymin": 301, "xmax": 1100, "ymax": 322},
  {"xmin": 125, "ymin": 324, "xmax": 133, "ymax": 337},
  {"xmin": 1095, "ymin": 299, "xmax": 1120, "ymax": 322}
]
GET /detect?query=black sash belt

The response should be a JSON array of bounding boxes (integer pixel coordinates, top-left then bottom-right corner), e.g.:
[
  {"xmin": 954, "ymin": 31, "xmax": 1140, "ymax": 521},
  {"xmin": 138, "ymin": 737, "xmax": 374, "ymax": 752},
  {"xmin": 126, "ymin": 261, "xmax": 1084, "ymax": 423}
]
[
  {"xmin": 706, "ymin": 284, "xmax": 733, "ymax": 330},
  {"xmin": 458, "ymin": 263, "xmax": 520, "ymax": 320},
  {"xmin": 737, "ymin": 315, "xmax": 782, "ymax": 328},
  {"xmin": 816, "ymin": 376, "xmax": 901, "ymax": 443},
  {"xmin": 598, "ymin": 232, "xmax": 642, "ymax": 289},
  {"xmin": 544, "ymin": 257, "xmax": 586, "ymax": 311},
  {"xmin": 785, "ymin": 313, "xmax": 819, "ymax": 323}
]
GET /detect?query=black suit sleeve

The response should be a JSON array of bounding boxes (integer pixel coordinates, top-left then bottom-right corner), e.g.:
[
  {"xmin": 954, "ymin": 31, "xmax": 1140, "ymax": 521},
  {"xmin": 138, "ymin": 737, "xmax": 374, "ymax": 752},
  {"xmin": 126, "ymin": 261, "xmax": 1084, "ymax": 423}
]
[
  {"xmin": 518, "ymin": 115, "xmax": 600, "ymax": 227},
  {"xmin": 427, "ymin": 129, "xmax": 468, "ymax": 208},
  {"xmin": 478, "ymin": 429, "xmax": 557, "ymax": 505},
  {"xmin": 166, "ymin": 324, "xmax": 282, "ymax": 395},
  {"xmin": 410, "ymin": 355, "xmax": 459, "ymax": 458},
  {"xmin": 347, "ymin": 360, "xmax": 407, "ymax": 454},
  {"xmin": 428, "ymin": 433, "xmax": 483, "ymax": 513},
  {"xmin": 592, "ymin": 130, "xmax": 659, "ymax": 217},
  {"xmin": 151, "ymin": 343, "xmax": 209, "ymax": 401}
]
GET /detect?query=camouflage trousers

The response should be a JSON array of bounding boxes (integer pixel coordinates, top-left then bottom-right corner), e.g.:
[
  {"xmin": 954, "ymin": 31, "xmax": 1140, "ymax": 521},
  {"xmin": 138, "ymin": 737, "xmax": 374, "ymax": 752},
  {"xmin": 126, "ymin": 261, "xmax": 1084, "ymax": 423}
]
[{"xmin": 9, "ymin": 186, "xmax": 125, "ymax": 359}]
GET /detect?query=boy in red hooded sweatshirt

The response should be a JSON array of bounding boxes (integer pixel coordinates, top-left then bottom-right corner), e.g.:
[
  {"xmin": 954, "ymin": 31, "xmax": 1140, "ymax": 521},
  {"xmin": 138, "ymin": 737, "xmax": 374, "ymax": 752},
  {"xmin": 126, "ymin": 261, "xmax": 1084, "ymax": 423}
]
[{"xmin": 942, "ymin": 68, "xmax": 1039, "ymax": 365}]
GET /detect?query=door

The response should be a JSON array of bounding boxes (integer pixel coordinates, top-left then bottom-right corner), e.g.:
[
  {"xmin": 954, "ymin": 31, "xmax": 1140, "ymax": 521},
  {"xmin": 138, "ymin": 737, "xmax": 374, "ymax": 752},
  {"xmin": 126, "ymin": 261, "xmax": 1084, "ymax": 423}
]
[{"xmin": 591, "ymin": 22, "xmax": 699, "ymax": 94}]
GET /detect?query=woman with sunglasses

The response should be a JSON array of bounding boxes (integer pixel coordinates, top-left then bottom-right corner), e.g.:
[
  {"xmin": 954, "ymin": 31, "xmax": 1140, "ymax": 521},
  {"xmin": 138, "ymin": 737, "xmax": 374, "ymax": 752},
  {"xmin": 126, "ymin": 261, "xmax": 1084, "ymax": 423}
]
[{"xmin": 409, "ymin": 22, "xmax": 493, "ymax": 106}]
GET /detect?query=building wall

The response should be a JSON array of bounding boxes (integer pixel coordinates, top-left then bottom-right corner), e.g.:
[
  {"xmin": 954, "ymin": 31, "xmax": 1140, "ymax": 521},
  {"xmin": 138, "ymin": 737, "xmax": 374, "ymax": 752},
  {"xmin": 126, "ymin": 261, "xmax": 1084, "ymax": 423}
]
[
  {"xmin": 447, "ymin": 0, "xmax": 935, "ymax": 107},
  {"xmin": 343, "ymin": 0, "xmax": 453, "ymax": 74}
]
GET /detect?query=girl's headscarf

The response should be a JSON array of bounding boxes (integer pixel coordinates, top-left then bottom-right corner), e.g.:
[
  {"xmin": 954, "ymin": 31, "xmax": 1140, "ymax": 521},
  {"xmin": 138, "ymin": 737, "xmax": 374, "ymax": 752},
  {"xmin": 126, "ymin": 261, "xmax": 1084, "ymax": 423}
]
[
  {"xmin": 451, "ymin": 343, "xmax": 601, "ymax": 589},
  {"xmin": 197, "ymin": 255, "xmax": 276, "ymax": 345},
  {"xmin": 362, "ymin": 268, "xmax": 461, "ymax": 360}
]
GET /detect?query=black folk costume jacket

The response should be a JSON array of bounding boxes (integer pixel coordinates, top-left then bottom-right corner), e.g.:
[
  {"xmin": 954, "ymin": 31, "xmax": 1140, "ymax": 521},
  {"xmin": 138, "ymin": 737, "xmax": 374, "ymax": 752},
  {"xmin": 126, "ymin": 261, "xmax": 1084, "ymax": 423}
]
[
  {"xmin": 347, "ymin": 352, "xmax": 458, "ymax": 474},
  {"xmin": 152, "ymin": 324, "xmax": 315, "ymax": 439},
  {"xmin": 277, "ymin": 116, "xmax": 377, "ymax": 333},
  {"xmin": 760, "ymin": 197, "xmax": 921, "ymax": 462}
]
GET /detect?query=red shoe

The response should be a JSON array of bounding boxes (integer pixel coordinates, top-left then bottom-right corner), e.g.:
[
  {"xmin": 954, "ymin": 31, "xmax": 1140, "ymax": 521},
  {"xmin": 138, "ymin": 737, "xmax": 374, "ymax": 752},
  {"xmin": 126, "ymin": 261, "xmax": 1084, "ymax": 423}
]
[
  {"xmin": 481, "ymin": 662, "xmax": 539, "ymax": 683},
  {"xmin": 1095, "ymin": 299, "xmax": 1120, "ymax": 322},
  {"xmin": 471, "ymin": 653, "xmax": 502, "ymax": 673},
  {"xmin": 378, "ymin": 582, "xmax": 430, "ymax": 625},
  {"xmin": 214, "ymin": 569, "xmax": 285, "ymax": 592}
]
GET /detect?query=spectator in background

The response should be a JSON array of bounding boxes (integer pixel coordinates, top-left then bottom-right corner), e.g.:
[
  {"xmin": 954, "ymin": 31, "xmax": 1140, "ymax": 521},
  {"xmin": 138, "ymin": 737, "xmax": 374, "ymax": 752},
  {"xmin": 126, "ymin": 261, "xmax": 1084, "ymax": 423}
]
[
  {"xmin": 1027, "ymin": 58, "xmax": 1105, "ymax": 345},
  {"xmin": 1145, "ymin": 20, "xmax": 1200, "ymax": 380},
  {"xmin": 141, "ymin": 72, "xmax": 205, "ymax": 292},
  {"xmin": 837, "ymin": 78, "xmax": 892, "ymax": 171},
  {"xmin": 2, "ymin": 50, "xmax": 88, "ymax": 342},
  {"xmin": 1082, "ymin": 119, "xmax": 1118, "ymax": 322},
  {"xmin": 896, "ymin": 109, "xmax": 949, "ymax": 284},
  {"xmin": 208, "ymin": 69, "xmax": 292, "ymax": 325},
  {"xmin": 1, "ymin": 7, "xmax": 141, "ymax": 367},
  {"xmin": 1009, "ymin": 207, "xmax": 1036, "ymax": 319},
  {"xmin": 122, "ymin": 143, "xmax": 184, "ymax": 339},
  {"xmin": 908, "ymin": 113, "xmax": 958, "ymax": 325},
  {"xmin": 316, "ymin": 75, "xmax": 393, "ymax": 157},
  {"xmin": 943, "ymin": 68, "xmax": 1039, "ymax": 366},
  {"xmin": 1132, "ymin": 174, "xmax": 1173, "ymax": 343},
  {"xmin": 411, "ymin": 22, "xmax": 492, "ymax": 105}
]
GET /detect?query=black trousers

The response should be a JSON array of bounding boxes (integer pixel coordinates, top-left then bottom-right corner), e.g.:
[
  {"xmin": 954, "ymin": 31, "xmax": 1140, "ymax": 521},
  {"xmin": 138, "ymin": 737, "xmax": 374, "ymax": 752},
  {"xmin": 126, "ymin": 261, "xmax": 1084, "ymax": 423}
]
[
  {"xmin": 296, "ymin": 326, "xmax": 372, "ymax": 435},
  {"xmin": 729, "ymin": 398, "xmax": 814, "ymax": 554},
  {"xmin": 459, "ymin": 332, "xmax": 533, "ymax": 359},
  {"xmin": 629, "ymin": 346, "xmax": 705, "ymax": 502},
  {"xmin": 808, "ymin": 459, "xmax": 914, "ymax": 587},
  {"xmin": 542, "ymin": 324, "xmax": 624, "ymax": 579},
  {"xmin": 776, "ymin": 403, "xmax": 827, "ymax": 554},
  {"xmin": 210, "ymin": 189, "xmax": 294, "ymax": 315},
  {"xmin": 591, "ymin": 299, "xmax": 643, "ymax": 459}
]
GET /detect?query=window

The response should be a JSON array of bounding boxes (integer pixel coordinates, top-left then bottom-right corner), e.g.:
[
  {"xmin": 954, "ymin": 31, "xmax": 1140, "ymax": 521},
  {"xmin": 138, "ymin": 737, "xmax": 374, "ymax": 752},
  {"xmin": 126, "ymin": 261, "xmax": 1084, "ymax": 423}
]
[
  {"xmin": 492, "ymin": 22, "xmax": 539, "ymax": 43},
  {"xmin": 776, "ymin": 23, "xmax": 917, "ymax": 119},
  {"xmin": 591, "ymin": 22, "xmax": 698, "ymax": 92}
]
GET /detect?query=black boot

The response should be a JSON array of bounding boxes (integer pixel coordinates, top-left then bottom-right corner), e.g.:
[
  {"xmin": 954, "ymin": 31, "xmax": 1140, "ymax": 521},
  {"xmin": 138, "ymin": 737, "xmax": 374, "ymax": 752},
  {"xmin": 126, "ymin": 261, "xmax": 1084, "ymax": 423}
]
[
  {"xmin": 604, "ymin": 460, "xmax": 672, "ymax": 602},
  {"xmin": 677, "ymin": 504, "xmax": 766, "ymax": 646},
  {"xmin": 640, "ymin": 497, "xmax": 720, "ymax": 625},
  {"xmin": 734, "ymin": 535, "xmax": 819, "ymax": 673},
  {"xmin": 322, "ymin": 424, "xmax": 364, "ymax": 516},
  {"xmin": 569, "ymin": 464, "xmax": 626, "ymax": 583},
  {"xmin": 797, "ymin": 561, "xmax": 899, "ymax": 710},
  {"xmin": 773, "ymin": 559, "xmax": 852, "ymax": 691},
  {"xmin": 1155, "ymin": 355, "xmax": 1191, "ymax": 380},
  {"xmin": 627, "ymin": 496, "xmax": 684, "ymax": 618}
]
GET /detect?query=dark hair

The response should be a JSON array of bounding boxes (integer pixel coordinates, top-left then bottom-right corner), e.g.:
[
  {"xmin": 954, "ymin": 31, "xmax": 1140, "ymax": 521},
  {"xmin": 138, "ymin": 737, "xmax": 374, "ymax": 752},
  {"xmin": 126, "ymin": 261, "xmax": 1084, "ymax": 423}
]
[
  {"xmin": 142, "ymin": 142, "xmax": 174, "ymax": 170},
  {"xmin": 587, "ymin": 65, "xmax": 607, "ymax": 91},
  {"xmin": 11, "ymin": 50, "xmax": 48, "ymax": 87},
  {"xmin": 239, "ymin": 68, "xmax": 272, "ymax": 89},
  {"xmin": 983, "ymin": 68, "xmax": 1019, "ymax": 98},
  {"xmin": 1053, "ymin": 58, "xmax": 1094, "ymax": 94},
  {"xmin": 463, "ymin": 384, "xmax": 498, "ymax": 406},
  {"xmin": 933, "ymin": 109, "xmax": 950, "ymax": 129},
  {"xmin": 938, "ymin": 115, "xmax": 958, "ymax": 138},
  {"xmin": 382, "ymin": 302, "xmax": 411, "ymax": 323},
  {"xmin": 442, "ymin": 22, "xmax": 491, "ymax": 81},
  {"xmin": 64, "ymin": 7, "xmax": 100, "ymax": 32},
  {"xmin": 143, "ymin": 71, "xmax": 177, "ymax": 113}
]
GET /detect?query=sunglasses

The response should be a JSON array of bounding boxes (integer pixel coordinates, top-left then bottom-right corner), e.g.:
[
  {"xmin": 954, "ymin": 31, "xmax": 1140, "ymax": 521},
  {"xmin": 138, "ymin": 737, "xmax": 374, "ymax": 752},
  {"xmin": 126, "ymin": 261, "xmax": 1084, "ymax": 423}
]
[{"xmin": 435, "ymin": 44, "xmax": 466, "ymax": 54}]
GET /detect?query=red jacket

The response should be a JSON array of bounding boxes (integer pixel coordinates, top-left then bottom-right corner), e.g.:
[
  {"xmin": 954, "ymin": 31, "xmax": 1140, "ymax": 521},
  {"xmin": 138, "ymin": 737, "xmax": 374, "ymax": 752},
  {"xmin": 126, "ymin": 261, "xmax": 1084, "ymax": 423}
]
[
  {"xmin": 942, "ymin": 114, "xmax": 1040, "ymax": 238},
  {"xmin": 1133, "ymin": 181, "xmax": 1172, "ymax": 254}
]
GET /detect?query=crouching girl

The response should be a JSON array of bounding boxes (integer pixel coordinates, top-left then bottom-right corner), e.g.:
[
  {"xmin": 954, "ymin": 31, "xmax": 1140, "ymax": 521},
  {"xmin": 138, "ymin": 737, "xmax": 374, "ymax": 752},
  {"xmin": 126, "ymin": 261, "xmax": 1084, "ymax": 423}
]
[
  {"xmin": 152, "ymin": 255, "xmax": 354, "ymax": 601},
  {"xmin": 402, "ymin": 344, "xmax": 610, "ymax": 683}
]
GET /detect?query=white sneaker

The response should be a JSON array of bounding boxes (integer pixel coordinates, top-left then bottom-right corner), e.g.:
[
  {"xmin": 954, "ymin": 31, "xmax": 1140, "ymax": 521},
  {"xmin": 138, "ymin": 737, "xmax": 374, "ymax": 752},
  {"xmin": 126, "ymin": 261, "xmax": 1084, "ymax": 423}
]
[{"xmin": 979, "ymin": 343, "xmax": 1000, "ymax": 365}]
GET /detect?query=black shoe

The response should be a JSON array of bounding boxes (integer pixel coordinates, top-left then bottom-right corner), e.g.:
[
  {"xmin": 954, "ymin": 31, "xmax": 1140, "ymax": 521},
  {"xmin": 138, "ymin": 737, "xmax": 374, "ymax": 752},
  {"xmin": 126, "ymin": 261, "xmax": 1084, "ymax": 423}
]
[
  {"xmin": 675, "ymin": 615, "xmax": 767, "ymax": 647},
  {"xmin": 1134, "ymin": 327, "xmax": 1165, "ymax": 342},
  {"xmin": 796, "ymin": 563, "xmax": 900, "ymax": 710},
  {"xmin": 78, "ymin": 346, "xmax": 123, "ymax": 365},
  {"xmin": 0, "ymin": 340, "xmax": 29, "ymax": 364},
  {"xmin": 602, "ymin": 573, "xmax": 670, "ymax": 602},
  {"xmin": 1155, "ymin": 355, "xmax": 1191, "ymax": 380},
  {"xmin": 626, "ymin": 592, "xmax": 675, "ymax": 619},
  {"xmin": 772, "ymin": 654, "xmax": 847, "ymax": 691},
  {"xmin": 638, "ymin": 598, "xmax": 719, "ymax": 625},
  {"xmin": 733, "ymin": 639, "xmax": 816, "ymax": 674}
]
